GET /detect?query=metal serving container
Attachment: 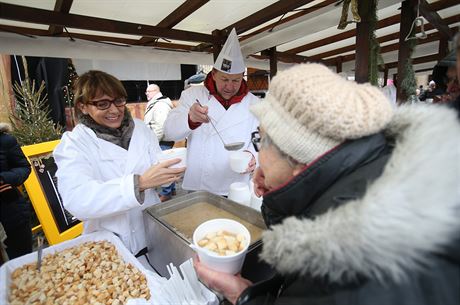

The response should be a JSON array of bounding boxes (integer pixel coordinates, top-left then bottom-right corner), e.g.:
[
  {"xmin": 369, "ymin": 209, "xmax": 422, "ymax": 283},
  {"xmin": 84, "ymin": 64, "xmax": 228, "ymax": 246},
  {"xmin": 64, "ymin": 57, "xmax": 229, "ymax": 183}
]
[{"xmin": 143, "ymin": 191, "xmax": 274, "ymax": 282}]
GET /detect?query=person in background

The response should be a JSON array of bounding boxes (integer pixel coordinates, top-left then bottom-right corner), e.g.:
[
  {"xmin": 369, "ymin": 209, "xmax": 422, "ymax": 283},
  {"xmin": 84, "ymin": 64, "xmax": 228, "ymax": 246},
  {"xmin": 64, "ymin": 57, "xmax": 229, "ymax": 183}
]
[
  {"xmin": 54, "ymin": 70, "xmax": 185, "ymax": 256},
  {"xmin": 381, "ymin": 79, "xmax": 397, "ymax": 107},
  {"xmin": 438, "ymin": 65, "xmax": 460, "ymax": 104},
  {"xmin": 419, "ymin": 80, "xmax": 443, "ymax": 101},
  {"xmin": 0, "ymin": 223, "xmax": 7, "ymax": 264},
  {"xmin": 418, "ymin": 84, "xmax": 425, "ymax": 96},
  {"xmin": 194, "ymin": 63, "xmax": 460, "ymax": 305},
  {"xmin": 452, "ymin": 31, "xmax": 460, "ymax": 116},
  {"xmin": 144, "ymin": 83, "xmax": 176, "ymax": 202},
  {"xmin": 0, "ymin": 122, "xmax": 32, "ymax": 259},
  {"xmin": 164, "ymin": 29, "xmax": 258, "ymax": 196}
]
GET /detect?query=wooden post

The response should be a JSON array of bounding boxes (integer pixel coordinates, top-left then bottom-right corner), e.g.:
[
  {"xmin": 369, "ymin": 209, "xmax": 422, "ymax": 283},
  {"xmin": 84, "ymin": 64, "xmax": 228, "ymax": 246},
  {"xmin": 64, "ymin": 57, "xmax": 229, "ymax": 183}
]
[
  {"xmin": 212, "ymin": 29, "xmax": 224, "ymax": 62},
  {"xmin": 269, "ymin": 47, "xmax": 277, "ymax": 79},
  {"xmin": 355, "ymin": 0, "xmax": 374, "ymax": 83},
  {"xmin": 383, "ymin": 66, "xmax": 389, "ymax": 86},
  {"xmin": 396, "ymin": 0, "xmax": 416, "ymax": 102},
  {"xmin": 438, "ymin": 37, "xmax": 448, "ymax": 59},
  {"xmin": 261, "ymin": 47, "xmax": 278, "ymax": 79},
  {"xmin": 336, "ymin": 57, "xmax": 343, "ymax": 73}
]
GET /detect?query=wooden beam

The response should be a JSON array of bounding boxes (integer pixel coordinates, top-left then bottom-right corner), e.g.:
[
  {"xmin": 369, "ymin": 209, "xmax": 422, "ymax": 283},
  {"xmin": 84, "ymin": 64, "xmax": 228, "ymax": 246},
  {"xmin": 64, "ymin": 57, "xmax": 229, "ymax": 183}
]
[
  {"xmin": 48, "ymin": 0, "xmax": 73, "ymax": 35},
  {"xmin": 212, "ymin": 29, "xmax": 224, "ymax": 62},
  {"xmin": 285, "ymin": 15, "xmax": 400, "ymax": 55},
  {"xmin": 158, "ymin": 0, "xmax": 209, "ymax": 28},
  {"xmin": 355, "ymin": 0, "xmax": 374, "ymax": 83},
  {"xmin": 320, "ymin": 21, "xmax": 458, "ymax": 66},
  {"xmin": 196, "ymin": 0, "xmax": 335, "ymax": 56},
  {"xmin": 396, "ymin": 0, "xmax": 416, "ymax": 101},
  {"xmin": 413, "ymin": 0, "xmax": 454, "ymax": 39},
  {"xmin": 137, "ymin": 0, "xmax": 209, "ymax": 45},
  {"xmin": 285, "ymin": 0, "xmax": 457, "ymax": 55},
  {"xmin": 262, "ymin": 47, "xmax": 278, "ymax": 78},
  {"xmin": 415, "ymin": 67, "xmax": 435, "ymax": 73},
  {"xmin": 387, "ymin": 53, "xmax": 441, "ymax": 70},
  {"xmin": 0, "ymin": 24, "xmax": 195, "ymax": 51},
  {"xmin": 276, "ymin": 52, "xmax": 322, "ymax": 64},
  {"xmin": 0, "ymin": 24, "xmax": 48, "ymax": 36},
  {"xmin": 224, "ymin": 0, "xmax": 317, "ymax": 35},
  {"xmin": 239, "ymin": 0, "xmax": 337, "ymax": 41},
  {"xmin": 438, "ymin": 37, "xmax": 448, "ymax": 58},
  {"xmin": 0, "ymin": 3, "xmax": 213, "ymax": 43},
  {"xmin": 310, "ymin": 13, "xmax": 460, "ymax": 61},
  {"xmin": 380, "ymin": 31, "xmax": 443, "ymax": 53}
]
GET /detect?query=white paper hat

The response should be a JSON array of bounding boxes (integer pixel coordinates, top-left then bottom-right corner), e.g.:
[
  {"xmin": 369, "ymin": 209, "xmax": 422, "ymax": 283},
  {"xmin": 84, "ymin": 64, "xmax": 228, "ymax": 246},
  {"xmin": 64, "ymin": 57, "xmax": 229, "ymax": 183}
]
[{"xmin": 213, "ymin": 28, "xmax": 245, "ymax": 74}]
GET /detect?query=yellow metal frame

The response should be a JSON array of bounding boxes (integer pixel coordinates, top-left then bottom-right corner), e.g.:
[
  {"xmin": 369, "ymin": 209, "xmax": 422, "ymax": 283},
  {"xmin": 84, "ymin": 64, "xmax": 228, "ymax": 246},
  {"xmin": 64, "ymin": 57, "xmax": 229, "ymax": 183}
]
[{"xmin": 21, "ymin": 140, "xmax": 82, "ymax": 245}]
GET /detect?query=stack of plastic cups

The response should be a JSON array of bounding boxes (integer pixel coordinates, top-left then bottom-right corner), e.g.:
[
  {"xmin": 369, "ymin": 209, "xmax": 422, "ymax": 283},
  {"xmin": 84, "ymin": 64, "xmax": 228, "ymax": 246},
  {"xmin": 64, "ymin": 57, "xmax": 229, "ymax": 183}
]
[
  {"xmin": 249, "ymin": 180, "xmax": 263, "ymax": 212},
  {"xmin": 228, "ymin": 182, "xmax": 251, "ymax": 206}
]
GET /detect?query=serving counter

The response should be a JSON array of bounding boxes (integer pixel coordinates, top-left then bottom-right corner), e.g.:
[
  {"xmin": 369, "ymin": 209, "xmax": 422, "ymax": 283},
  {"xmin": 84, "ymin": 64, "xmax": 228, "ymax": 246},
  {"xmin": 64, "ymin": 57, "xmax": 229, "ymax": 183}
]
[{"xmin": 143, "ymin": 191, "xmax": 275, "ymax": 282}]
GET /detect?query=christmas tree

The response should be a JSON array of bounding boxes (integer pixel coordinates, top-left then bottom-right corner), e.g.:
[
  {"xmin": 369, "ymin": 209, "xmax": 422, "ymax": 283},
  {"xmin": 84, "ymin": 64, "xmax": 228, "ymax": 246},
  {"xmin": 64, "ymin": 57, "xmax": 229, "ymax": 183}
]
[
  {"xmin": 9, "ymin": 56, "xmax": 63, "ymax": 146},
  {"xmin": 62, "ymin": 59, "xmax": 78, "ymax": 128}
]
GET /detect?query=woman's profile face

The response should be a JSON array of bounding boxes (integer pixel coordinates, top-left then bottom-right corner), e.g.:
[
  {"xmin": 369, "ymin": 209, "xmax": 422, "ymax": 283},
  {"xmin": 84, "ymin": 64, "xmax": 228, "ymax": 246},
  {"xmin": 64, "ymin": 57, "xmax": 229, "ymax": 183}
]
[
  {"xmin": 79, "ymin": 94, "xmax": 125, "ymax": 129},
  {"xmin": 257, "ymin": 130, "xmax": 298, "ymax": 192}
]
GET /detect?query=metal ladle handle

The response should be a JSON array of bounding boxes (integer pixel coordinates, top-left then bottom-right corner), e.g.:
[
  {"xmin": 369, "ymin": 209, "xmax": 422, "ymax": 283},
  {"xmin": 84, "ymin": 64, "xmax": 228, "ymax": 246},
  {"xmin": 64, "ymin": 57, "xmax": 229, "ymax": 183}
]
[{"xmin": 195, "ymin": 99, "xmax": 228, "ymax": 147}]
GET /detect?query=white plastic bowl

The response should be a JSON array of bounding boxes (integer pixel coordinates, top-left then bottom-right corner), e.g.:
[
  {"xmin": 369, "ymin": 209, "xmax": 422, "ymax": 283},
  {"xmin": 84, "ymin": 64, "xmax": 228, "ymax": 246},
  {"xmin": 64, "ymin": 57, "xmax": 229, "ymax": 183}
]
[{"xmin": 192, "ymin": 218, "xmax": 251, "ymax": 274}]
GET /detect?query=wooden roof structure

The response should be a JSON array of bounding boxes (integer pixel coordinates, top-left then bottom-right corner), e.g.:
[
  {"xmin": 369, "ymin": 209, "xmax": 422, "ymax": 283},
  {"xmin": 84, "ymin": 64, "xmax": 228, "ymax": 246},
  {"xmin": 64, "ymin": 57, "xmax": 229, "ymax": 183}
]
[{"xmin": 0, "ymin": 0, "xmax": 458, "ymax": 82}]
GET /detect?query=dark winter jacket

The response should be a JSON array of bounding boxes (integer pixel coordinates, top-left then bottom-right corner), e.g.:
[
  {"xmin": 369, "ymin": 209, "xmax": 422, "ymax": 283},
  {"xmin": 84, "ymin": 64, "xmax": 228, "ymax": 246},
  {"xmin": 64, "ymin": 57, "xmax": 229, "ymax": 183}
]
[
  {"xmin": 237, "ymin": 105, "xmax": 460, "ymax": 305},
  {"xmin": 0, "ymin": 123, "xmax": 31, "ymax": 229}
]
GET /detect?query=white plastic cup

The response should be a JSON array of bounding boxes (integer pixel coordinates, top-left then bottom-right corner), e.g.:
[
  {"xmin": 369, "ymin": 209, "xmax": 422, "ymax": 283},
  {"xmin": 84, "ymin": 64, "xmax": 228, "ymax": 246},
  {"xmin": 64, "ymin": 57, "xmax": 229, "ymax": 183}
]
[
  {"xmin": 250, "ymin": 192, "xmax": 263, "ymax": 212},
  {"xmin": 229, "ymin": 151, "xmax": 252, "ymax": 173},
  {"xmin": 157, "ymin": 147, "xmax": 186, "ymax": 186},
  {"xmin": 192, "ymin": 218, "xmax": 251, "ymax": 274},
  {"xmin": 228, "ymin": 182, "xmax": 251, "ymax": 206},
  {"xmin": 157, "ymin": 147, "xmax": 187, "ymax": 168}
]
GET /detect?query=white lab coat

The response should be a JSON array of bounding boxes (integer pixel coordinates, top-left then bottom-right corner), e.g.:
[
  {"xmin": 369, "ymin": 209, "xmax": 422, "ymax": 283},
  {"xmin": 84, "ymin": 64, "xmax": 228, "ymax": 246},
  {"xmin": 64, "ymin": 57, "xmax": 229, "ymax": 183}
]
[
  {"xmin": 144, "ymin": 92, "xmax": 174, "ymax": 141},
  {"xmin": 164, "ymin": 85, "xmax": 259, "ymax": 195},
  {"xmin": 53, "ymin": 119, "xmax": 162, "ymax": 255}
]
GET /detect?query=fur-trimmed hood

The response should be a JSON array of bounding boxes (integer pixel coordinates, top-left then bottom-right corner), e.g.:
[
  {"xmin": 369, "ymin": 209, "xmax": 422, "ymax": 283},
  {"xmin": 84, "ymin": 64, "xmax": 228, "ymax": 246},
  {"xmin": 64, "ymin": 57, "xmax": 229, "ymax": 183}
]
[{"xmin": 260, "ymin": 104, "xmax": 460, "ymax": 284}]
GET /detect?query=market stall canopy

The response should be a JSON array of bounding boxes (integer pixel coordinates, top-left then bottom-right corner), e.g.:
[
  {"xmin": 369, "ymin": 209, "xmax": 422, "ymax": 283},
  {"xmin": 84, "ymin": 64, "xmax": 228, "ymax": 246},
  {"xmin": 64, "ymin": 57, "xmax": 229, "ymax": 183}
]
[{"xmin": 0, "ymin": 0, "xmax": 459, "ymax": 75}]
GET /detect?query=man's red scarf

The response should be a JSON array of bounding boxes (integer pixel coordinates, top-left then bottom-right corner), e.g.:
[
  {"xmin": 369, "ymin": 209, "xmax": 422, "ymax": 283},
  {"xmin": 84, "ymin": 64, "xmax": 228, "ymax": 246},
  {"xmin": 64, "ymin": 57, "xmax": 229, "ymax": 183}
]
[
  {"xmin": 204, "ymin": 72, "xmax": 249, "ymax": 110},
  {"xmin": 188, "ymin": 71, "xmax": 249, "ymax": 129}
]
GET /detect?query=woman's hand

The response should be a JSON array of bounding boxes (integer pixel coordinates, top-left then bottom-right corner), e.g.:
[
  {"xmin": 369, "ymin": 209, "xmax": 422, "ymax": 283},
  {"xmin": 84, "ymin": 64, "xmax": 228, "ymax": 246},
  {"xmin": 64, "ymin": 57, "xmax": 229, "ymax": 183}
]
[
  {"xmin": 243, "ymin": 152, "xmax": 256, "ymax": 174},
  {"xmin": 193, "ymin": 257, "xmax": 252, "ymax": 305},
  {"xmin": 138, "ymin": 158, "xmax": 186, "ymax": 191},
  {"xmin": 253, "ymin": 167, "xmax": 269, "ymax": 197}
]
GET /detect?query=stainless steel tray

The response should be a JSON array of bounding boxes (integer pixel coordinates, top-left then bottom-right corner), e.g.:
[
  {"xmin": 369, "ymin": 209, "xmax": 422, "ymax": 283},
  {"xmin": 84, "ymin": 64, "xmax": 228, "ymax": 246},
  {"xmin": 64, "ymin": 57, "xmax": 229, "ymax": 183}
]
[{"xmin": 143, "ymin": 191, "xmax": 273, "ymax": 281}]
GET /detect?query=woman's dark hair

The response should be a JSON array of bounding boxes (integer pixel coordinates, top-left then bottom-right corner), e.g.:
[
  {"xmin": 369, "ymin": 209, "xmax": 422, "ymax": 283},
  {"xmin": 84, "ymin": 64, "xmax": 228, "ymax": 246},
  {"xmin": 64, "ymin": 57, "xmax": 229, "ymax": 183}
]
[{"xmin": 73, "ymin": 70, "xmax": 127, "ymax": 118}]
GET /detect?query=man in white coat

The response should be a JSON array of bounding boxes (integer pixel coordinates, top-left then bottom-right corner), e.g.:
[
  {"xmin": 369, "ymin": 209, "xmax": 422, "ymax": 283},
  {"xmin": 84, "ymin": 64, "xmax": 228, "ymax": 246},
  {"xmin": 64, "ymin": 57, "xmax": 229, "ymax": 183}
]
[
  {"xmin": 164, "ymin": 29, "xmax": 258, "ymax": 196},
  {"xmin": 144, "ymin": 83, "xmax": 176, "ymax": 202}
]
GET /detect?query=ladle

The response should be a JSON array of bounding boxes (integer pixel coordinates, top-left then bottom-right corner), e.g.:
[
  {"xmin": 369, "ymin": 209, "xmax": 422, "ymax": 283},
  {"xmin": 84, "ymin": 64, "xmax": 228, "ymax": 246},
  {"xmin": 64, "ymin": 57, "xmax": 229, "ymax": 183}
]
[{"xmin": 195, "ymin": 99, "xmax": 244, "ymax": 151}]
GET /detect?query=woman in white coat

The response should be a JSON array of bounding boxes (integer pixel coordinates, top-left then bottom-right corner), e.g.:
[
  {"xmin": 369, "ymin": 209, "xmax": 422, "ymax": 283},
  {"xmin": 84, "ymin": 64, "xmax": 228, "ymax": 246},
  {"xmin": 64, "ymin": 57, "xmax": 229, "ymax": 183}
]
[{"xmin": 54, "ymin": 70, "xmax": 185, "ymax": 256}]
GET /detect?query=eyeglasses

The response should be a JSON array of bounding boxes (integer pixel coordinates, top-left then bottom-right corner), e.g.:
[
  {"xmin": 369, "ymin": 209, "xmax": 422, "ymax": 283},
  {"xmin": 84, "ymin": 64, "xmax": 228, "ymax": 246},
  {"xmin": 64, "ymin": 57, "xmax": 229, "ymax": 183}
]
[
  {"xmin": 251, "ymin": 130, "xmax": 261, "ymax": 152},
  {"xmin": 87, "ymin": 97, "xmax": 127, "ymax": 110}
]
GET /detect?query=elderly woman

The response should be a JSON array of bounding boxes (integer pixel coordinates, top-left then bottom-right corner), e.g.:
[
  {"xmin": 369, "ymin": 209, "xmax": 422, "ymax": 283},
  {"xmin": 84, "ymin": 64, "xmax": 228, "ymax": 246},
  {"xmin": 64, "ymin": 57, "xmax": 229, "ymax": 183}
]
[
  {"xmin": 54, "ymin": 70, "xmax": 185, "ymax": 256},
  {"xmin": 194, "ymin": 64, "xmax": 460, "ymax": 305}
]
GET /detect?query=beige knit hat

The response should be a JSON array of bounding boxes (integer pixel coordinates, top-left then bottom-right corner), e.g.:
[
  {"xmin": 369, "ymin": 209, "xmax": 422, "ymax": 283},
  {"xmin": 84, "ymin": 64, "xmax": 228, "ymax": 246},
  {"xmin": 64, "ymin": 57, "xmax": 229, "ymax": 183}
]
[{"xmin": 250, "ymin": 63, "xmax": 394, "ymax": 164}]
